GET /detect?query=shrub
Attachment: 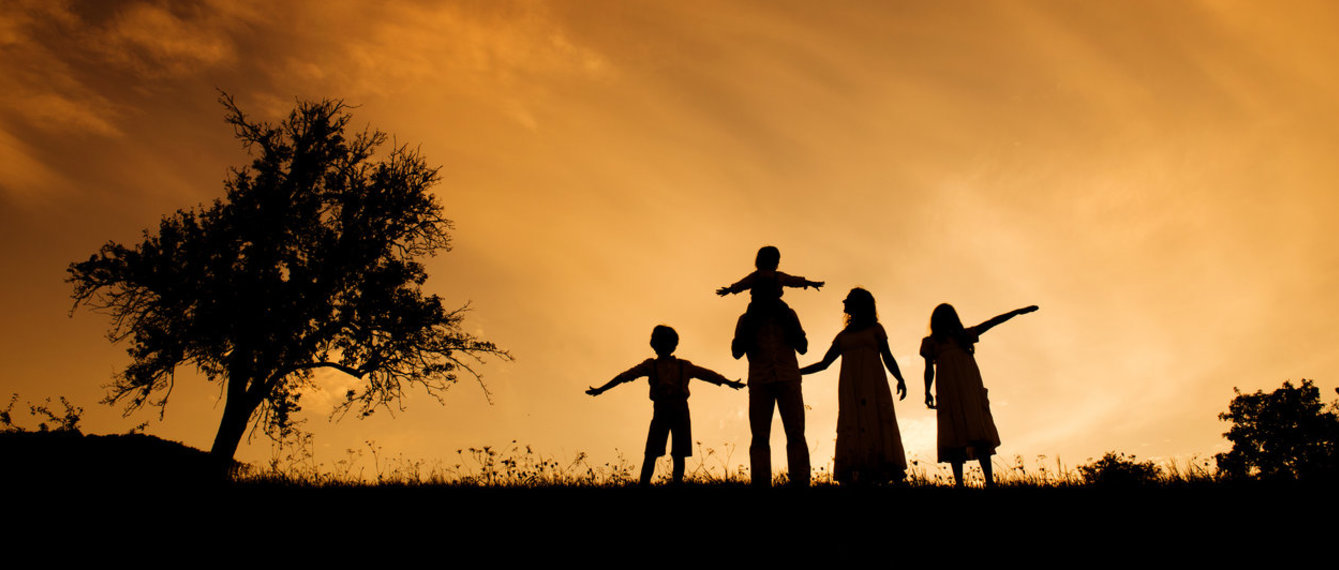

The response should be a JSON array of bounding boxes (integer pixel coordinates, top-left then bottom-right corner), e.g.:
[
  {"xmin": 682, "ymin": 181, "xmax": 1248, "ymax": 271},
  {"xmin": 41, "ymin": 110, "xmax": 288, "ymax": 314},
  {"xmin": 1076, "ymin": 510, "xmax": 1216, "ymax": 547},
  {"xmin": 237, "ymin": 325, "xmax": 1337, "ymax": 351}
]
[{"xmin": 1078, "ymin": 452, "xmax": 1162, "ymax": 486}]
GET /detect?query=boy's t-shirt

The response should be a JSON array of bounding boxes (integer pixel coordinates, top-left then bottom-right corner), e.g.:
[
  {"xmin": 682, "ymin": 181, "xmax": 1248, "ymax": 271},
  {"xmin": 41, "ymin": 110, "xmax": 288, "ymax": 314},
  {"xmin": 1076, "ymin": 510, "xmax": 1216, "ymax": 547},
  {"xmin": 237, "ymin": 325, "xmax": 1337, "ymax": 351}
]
[{"xmin": 613, "ymin": 357, "xmax": 731, "ymax": 401}]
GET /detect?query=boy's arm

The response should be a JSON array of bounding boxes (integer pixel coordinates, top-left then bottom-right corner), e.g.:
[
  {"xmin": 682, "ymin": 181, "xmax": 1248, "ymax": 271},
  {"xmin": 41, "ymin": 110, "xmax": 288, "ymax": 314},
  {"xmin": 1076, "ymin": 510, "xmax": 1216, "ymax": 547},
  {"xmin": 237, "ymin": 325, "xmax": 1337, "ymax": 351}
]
[
  {"xmin": 587, "ymin": 361, "xmax": 650, "ymax": 396},
  {"xmin": 688, "ymin": 362, "xmax": 745, "ymax": 390}
]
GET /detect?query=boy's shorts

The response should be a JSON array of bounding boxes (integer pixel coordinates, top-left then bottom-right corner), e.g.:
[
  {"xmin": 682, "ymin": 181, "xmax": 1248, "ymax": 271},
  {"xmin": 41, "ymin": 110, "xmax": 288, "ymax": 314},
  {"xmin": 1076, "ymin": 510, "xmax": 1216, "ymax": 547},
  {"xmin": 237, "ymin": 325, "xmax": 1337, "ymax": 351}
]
[{"xmin": 646, "ymin": 398, "xmax": 692, "ymax": 458}]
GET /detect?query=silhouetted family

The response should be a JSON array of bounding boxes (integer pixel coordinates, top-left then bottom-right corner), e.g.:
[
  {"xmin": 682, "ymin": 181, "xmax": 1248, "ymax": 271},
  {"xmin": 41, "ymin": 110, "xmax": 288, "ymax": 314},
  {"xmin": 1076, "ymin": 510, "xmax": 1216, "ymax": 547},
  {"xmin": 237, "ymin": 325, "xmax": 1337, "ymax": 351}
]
[{"xmin": 588, "ymin": 245, "xmax": 1038, "ymax": 488}]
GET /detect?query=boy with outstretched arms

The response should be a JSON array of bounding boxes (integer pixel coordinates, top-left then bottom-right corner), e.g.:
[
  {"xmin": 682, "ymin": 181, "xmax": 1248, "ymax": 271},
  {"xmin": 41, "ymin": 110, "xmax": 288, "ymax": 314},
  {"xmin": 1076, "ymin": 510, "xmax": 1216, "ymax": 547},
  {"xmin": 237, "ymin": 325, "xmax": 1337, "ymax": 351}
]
[{"xmin": 587, "ymin": 325, "xmax": 744, "ymax": 486}]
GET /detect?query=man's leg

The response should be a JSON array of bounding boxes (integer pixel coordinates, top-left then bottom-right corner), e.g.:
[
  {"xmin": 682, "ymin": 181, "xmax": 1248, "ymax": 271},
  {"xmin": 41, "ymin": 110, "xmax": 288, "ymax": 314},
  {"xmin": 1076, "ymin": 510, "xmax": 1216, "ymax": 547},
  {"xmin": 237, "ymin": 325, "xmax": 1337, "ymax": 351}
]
[
  {"xmin": 749, "ymin": 384, "xmax": 776, "ymax": 488},
  {"xmin": 640, "ymin": 454, "xmax": 658, "ymax": 487},
  {"xmin": 775, "ymin": 380, "xmax": 810, "ymax": 487}
]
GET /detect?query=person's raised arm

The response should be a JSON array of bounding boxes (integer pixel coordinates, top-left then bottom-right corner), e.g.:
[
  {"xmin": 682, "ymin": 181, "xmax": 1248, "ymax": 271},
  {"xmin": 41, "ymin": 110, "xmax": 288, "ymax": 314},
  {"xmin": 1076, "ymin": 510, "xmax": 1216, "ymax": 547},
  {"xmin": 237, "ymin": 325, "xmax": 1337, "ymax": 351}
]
[
  {"xmin": 799, "ymin": 339, "xmax": 841, "ymax": 375},
  {"xmin": 878, "ymin": 335, "xmax": 907, "ymax": 400},
  {"xmin": 972, "ymin": 305, "xmax": 1039, "ymax": 336}
]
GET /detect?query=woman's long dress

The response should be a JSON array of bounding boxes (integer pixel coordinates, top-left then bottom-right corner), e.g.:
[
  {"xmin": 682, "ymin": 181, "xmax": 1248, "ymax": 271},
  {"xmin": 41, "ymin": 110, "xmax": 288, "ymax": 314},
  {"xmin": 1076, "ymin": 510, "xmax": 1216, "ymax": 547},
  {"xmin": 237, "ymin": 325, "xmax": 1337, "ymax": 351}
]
[
  {"xmin": 920, "ymin": 329, "xmax": 1000, "ymax": 463},
  {"xmin": 834, "ymin": 324, "xmax": 907, "ymax": 482}
]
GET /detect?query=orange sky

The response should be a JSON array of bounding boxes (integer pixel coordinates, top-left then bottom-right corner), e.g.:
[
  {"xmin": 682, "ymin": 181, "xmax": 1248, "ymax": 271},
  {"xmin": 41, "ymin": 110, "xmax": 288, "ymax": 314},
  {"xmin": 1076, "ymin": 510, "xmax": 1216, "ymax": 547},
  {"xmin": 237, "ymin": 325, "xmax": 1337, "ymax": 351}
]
[{"xmin": 3, "ymin": 0, "xmax": 1338, "ymax": 477}]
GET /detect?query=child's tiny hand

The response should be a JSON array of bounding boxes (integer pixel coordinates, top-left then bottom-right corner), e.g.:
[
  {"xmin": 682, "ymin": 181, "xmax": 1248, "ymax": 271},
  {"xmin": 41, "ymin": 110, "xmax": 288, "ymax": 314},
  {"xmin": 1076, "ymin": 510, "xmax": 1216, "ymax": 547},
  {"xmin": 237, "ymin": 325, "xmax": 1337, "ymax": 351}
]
[
  {"xmin": 728, "ymin": 379, "xmax": 745, "ymax": 390},
  {"xmin": 715, "ymin": 287, "xmax": 731, "ymax": 296},
  {"xmin": 810, "ymin": 280, "xmax": 825, "ymax": 290},
  {"xmin": 586, "ymin": 387, "xmax": 601, "ymax": 396}
]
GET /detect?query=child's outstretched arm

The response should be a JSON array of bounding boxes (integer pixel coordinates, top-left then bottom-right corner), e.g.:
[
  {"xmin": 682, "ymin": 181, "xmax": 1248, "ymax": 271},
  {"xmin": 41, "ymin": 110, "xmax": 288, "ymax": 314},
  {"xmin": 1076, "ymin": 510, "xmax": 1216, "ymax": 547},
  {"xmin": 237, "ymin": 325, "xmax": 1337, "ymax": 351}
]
[
  {"xmin": 716, "ymin": 273, "xmax": 754, "ymax": 297},
  {"xmin": 799, "ymin": 340, "xmax": 841, "ymax": 375},
  {"xmin": 972, "ymin": 305, "xmax": 1039, "ymax": 336},
  {"xmin": 776, "ymin": 271, "xmax": 824, "ymax": 291},
  {"xmin": 586, "ymin": 361, "xmax": 650, "ymax": 396}
]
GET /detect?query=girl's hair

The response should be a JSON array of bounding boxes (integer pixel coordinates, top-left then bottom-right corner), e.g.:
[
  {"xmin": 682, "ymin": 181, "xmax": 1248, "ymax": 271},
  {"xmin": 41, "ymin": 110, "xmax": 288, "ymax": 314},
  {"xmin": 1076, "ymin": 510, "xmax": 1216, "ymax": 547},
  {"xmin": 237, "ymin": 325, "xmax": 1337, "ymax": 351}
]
[
  {"xmin": 929, "ymin": 303, "xmax": 973, "ymax": 351},
  {"xmin": 843, "ymin": 288, "xmax": 878, "ymax": 330},
  {"xmin": 755, "ymin": 246, "xmax": 781, "ymax": 271}
]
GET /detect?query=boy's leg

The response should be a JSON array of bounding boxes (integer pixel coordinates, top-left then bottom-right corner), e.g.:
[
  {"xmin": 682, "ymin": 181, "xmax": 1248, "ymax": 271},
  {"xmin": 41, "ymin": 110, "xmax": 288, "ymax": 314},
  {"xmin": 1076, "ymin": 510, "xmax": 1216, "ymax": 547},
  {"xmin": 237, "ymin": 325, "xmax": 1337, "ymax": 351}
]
[
  {"xmin": 643, "ymin": 403, "xmax": 672, "ymax": 487},
  {"xmin": 667, "ymin": 399, "xmax": 691, "ymax": 485}
]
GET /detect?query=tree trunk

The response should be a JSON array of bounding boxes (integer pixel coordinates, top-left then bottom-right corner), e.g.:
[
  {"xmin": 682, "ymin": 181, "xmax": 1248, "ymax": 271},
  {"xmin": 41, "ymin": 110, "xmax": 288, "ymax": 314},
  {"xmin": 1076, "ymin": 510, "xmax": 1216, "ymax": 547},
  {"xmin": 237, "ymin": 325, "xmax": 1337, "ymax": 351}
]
[{"xmin": 209, "ymin": 389, "xmax": 259, "ymax": 478}]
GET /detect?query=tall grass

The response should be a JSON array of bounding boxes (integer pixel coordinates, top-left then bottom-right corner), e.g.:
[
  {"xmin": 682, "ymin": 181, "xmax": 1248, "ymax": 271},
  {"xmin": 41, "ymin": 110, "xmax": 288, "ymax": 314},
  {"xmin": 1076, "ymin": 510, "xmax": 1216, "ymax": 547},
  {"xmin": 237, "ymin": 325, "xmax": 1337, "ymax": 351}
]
[{"xmin": 242, "ymin": 437, "xmax": 1222, "ymax": 489}]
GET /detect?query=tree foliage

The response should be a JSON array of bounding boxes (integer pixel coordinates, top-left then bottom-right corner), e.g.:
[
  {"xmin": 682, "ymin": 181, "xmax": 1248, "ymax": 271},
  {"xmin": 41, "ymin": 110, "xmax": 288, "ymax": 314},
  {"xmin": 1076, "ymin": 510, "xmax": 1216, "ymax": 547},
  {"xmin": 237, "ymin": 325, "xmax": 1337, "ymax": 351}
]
[
  {"xmin": 68, "ymin": 93, "xmax": 509, "ymax": 465},
  {"xmin": 1216, "ymin": 379, "xmax": 1339, "ymax": 480}
]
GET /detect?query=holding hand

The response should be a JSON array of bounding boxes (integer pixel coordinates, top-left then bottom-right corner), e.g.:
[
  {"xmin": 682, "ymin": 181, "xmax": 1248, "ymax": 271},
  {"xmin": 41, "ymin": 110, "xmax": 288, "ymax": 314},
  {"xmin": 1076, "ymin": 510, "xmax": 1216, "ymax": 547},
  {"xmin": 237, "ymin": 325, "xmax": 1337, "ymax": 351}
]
[
  {"xmin": 715, "ymin": 286, "xmax": 731, "ymax": 296},
  {"xmin": 807, "ymin": 280, "xmax": 825, "ymax": 291},
  {"xmin": 726, "ymin": 379, "xmax": 745, "ymax": 390}
]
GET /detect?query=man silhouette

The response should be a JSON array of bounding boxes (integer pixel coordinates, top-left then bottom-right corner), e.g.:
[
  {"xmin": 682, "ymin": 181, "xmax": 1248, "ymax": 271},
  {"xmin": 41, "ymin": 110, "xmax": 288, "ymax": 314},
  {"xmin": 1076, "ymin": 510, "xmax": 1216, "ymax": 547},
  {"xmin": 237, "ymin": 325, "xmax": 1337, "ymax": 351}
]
[{"xmin": 733, "ymin": 301, "xmax": 810, "ymax": 488}]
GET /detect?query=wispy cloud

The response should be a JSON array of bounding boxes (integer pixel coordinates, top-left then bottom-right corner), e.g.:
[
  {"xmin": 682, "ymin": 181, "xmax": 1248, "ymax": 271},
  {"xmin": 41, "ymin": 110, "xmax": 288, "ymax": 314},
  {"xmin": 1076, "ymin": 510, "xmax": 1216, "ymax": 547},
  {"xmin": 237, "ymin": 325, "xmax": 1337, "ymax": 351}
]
[
  {"xmin": 244, "ymin": 1, "xmax": 610, "ymax": 128},
  {"xmin": 0, "ymin": 127, "xmax": 62, "ymax": 205},
  {"xmin": 90, "ymin": 2, "xmax": 244, "ymax": 77}
]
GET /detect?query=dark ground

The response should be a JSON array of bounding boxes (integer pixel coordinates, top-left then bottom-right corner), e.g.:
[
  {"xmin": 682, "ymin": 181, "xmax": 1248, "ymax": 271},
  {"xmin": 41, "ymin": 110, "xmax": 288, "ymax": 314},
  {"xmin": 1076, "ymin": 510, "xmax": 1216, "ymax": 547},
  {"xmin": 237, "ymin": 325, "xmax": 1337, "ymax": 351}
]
[{"xmin": 2, "ymin": 431, "xmax": 1333, "ymax": 561}]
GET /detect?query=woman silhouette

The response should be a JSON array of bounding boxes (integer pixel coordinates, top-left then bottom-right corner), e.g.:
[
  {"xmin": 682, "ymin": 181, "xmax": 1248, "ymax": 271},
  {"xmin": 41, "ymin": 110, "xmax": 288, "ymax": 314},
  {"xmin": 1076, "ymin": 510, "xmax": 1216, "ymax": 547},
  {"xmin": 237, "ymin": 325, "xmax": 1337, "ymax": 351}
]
[
  {"xmin": 800, "ymin": 288, "xmax": 907, "ymax": 484},
  {"xmin": 921, "ymin": 303, "xmax": 1038, "ymax": 487}
]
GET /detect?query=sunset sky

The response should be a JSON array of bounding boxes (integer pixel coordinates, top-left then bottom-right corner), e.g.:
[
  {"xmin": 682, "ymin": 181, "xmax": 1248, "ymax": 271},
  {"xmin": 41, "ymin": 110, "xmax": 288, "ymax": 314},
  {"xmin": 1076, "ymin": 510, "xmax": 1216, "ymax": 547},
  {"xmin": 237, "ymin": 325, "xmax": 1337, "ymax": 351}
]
[{"xmin": 3, "ymin": 0, "xmax": 1337, "ymax": 478}]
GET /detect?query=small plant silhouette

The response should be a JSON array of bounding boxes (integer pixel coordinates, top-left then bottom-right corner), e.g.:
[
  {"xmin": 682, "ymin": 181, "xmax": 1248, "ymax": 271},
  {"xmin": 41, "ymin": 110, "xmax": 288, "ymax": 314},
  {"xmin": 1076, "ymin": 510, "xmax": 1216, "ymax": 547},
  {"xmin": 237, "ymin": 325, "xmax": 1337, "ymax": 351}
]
[
  {"xmin": 0, "ymin": 394, "xmax": 83, "ymax": 433},
  {"xmin": 1078, "ymin": 452, "xmax": 1162, "ymax": 486}
]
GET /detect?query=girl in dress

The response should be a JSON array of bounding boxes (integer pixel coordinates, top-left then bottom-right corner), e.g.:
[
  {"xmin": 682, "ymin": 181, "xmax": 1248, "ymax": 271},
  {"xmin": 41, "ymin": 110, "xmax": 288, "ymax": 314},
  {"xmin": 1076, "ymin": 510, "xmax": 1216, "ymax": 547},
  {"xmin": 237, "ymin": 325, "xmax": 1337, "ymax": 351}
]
[
  {"xmin": 921, "ymin": 303, "xmax": 1038, "ymax": 487},
  {"xmin": 800, "ymin": 288, "xmax": 908, "ymax": 484}
]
